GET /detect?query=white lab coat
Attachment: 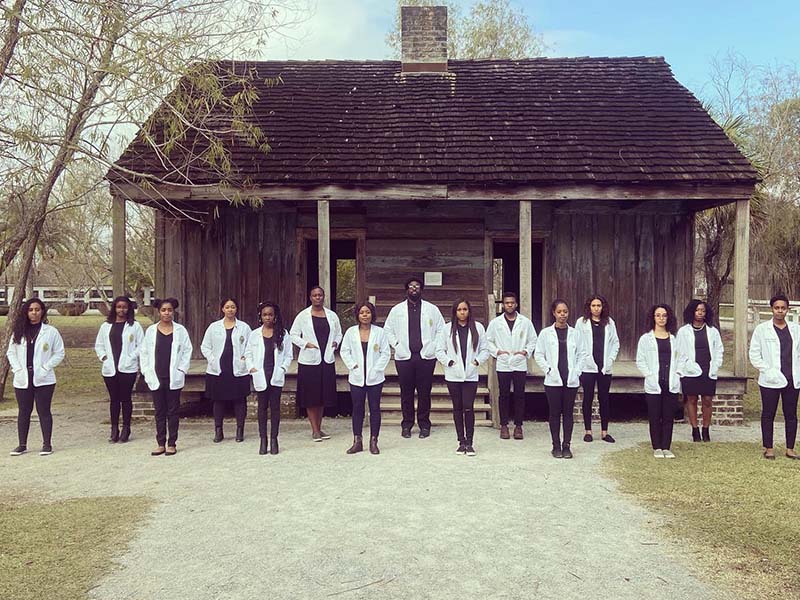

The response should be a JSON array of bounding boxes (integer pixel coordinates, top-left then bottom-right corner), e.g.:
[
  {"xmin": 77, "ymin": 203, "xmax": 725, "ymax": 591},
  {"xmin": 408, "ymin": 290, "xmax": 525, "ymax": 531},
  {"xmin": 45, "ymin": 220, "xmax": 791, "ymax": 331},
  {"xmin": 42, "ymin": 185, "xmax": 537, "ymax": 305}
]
[
  {"xmin": 635, "ymin": 331, "xmax": 680, "ymax": 394},
  {"xmin": 200, "ymin": 318, "xmax": 251, "ymax": 377},
  {"xmin": 290, "ymin": 306, "xmax": 343, "ymax": 365},
  {"xmin": 339, "ymin": 325, "xmax": 392, "ymax": 387},
  {"xmin": 435, "ymin": 321, "xmax": 490, "ymax": 382},
  {"xmin": 383, "ymin": 299, "xmax": 445, "ymax": 361},
  {"xmin": 7, "ymin": 324, "xmax": 65, "ymax": 389},
  {"xmin": 485, "ymin": 313, "xmax": 538, "ymax": 372},
  {"xmin": 140, "ymin": 322, "xmax": 193, "ymax": 391},
  {"xmin": 94, "ymin": 321, "xmax": 145, "ymax": 376},
  {"xmin": 749, "ymin": 321, "xmax": 800, "ymax": 389},
  {"xmin": 574, "ymin": 316, "xmax": 620, "ymax": 375},
  {"xmin": 245, "ymin": 328, "xmax": 293, "ymax": 391},
  {"xmin": 534, "ymin": 324, "xmax": 586, "ymax": 388},
  {"xmin": 675, "ymin": 323, "xmax": 724, "ymax": 380}
]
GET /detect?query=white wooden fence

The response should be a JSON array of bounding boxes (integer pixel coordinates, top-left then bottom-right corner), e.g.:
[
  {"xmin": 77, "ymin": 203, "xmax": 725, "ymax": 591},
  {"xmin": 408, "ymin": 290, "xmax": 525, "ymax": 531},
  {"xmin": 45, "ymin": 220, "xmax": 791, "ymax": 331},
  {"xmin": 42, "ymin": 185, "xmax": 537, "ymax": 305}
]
[{"xmin": 0, "ymin": 286, "xmax": 154, "ymax": 313}]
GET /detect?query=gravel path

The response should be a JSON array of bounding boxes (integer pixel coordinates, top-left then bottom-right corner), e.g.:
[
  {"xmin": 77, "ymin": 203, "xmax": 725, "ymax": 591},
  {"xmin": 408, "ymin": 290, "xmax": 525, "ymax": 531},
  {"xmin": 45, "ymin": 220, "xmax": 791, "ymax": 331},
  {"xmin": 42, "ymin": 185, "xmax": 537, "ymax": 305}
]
[{"xmin": 1, "ymin": 401, "xmax": 759, "ymax": 600}]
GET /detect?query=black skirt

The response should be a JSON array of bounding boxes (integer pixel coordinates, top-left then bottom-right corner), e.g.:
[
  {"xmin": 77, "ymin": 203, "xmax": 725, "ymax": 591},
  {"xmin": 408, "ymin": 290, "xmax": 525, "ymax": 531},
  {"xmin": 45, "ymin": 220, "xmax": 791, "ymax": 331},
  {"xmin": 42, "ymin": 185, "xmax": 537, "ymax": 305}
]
[
  {"xmin": 297, "ymin": 361, "xmax": 337, "ymax": 408},
  {"xmin": 681, "ymin": 361, "xmax": 716, "ymax": 396}
]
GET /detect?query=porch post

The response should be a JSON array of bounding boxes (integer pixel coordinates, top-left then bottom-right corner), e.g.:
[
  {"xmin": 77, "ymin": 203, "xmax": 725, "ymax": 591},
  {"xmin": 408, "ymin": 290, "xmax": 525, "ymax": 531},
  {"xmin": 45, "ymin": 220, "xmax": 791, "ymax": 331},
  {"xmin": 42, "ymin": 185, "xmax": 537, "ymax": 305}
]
[
  {"xmin": 112, "ymin": 193, "xmax": 126, "ymax": 298},
  {"xmin": 733, "ymin": 198, "xmax": 750, "ymax": 377},
  {"xmin": 317, "ymin": 200, "xmax": 331, "ymax": 308},
  {"xmin": 519, "ymin": 200, "xmax": 533, "ymax": 319}
]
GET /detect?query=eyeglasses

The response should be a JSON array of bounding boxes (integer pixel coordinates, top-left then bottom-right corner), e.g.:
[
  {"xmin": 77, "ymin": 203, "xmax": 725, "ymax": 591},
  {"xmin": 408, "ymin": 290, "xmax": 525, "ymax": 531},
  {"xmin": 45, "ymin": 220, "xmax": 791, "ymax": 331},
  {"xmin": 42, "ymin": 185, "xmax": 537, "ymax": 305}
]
[{"xmin": 407, "ymin": 284, "xmax": 421, "ymax": 290}]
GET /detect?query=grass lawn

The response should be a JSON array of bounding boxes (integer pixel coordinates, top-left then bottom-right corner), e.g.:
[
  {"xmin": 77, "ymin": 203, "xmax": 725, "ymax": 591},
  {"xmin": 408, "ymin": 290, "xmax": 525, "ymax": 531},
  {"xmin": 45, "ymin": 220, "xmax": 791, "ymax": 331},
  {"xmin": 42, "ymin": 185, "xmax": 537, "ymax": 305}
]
[
  {"xmin": 606, "ymin": 442, "xmax": 800, "ymax": 600},
  {"xmin": 0, "ymin": 494, "xmax": 153, "ymax": 600}
]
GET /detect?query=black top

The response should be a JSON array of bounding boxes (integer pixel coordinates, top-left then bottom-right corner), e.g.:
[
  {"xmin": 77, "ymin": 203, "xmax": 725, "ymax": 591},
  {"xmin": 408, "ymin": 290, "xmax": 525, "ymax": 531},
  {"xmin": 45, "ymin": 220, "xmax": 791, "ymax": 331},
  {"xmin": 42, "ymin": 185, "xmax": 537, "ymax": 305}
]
[
  {"xmin": 408, "ymin": 300, "xmax": 423, "ymax": 355},
  {"xmin": 556, "ymin": 326, "xmax": 569, "ymax": 385},
  {"xmin": 504, "ymin": 315, "xmax": 516, "ymax": 332},
  {"xmin": 775, "ymin": 325, "xmax": 793, "ymax": 383},
  {"xmin": 312, "ymin": 315, "xmax": 330, "ymax": 360},
  {"xmin": 693, "ymin": 325, "xmax": 711, "ymax": 370},
  {"xmin": 591, "ymin": 320, "xmax": 604, "ymax": 371},
  {"xmin": 656, "ymin": 337, "xmax": 671, "ymax": 384},
  {"xmin": 219, "ymin": 327, "xmax": 234, "ymax": 376},
  {"xmin": 457, "ymin": 323, "xmax": 469, "ymax": 369},
  {"xmin": 110, "ymin": 322, "xmax": 125, "ymax": 369},
  {"xmin": 263, "ymin": 335, "xmax": 275, "ymax": 377},
  {"xmin": 155, "ymin": 329, "xmax": 173, "ymax": 381},
  {"xmin": 361, "ymin": 341, "xmax": 369, "ymax": 371},
  {"xmin": 26, "ymin": 323, "xmax": 41, "ymax": 374}
]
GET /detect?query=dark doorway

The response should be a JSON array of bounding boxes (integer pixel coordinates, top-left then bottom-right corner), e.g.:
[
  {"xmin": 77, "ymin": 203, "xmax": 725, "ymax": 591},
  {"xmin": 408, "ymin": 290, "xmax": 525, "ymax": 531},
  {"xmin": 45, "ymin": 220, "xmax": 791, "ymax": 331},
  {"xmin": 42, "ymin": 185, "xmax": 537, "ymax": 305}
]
[
  {"xmin": 305, "ymin": 239, "xmax": 358, "ymax": 330},
  {"xmin": 492, "ymin": 240, "xmax": 544, "ymax": 330}
]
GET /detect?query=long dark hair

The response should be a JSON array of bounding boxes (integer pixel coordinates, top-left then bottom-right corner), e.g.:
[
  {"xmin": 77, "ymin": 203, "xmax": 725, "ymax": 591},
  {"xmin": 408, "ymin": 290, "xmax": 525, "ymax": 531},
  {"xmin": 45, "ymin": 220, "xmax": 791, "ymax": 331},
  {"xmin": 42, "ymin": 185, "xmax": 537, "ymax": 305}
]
[
  {"xmin": 582, "ymin": 294, "xmax": 609, "ymax": 326},
  {"xmin": 106, "ymin": 296, "xmax": 136, "ymax": 325},
  {"xmin": 13, "ymin": 298, "xmax": 48, "ymax": 344},
  {"xmin": 450, "ymin": 298, "xmax": 479, "ymax": 352},
  {"xmin": 683, "ymin": 299, "xmax": 714, "ymax": 326},
  {"xmin": 646, "ymin": 303, "xmax": 677, "ymax": 335},
  {"xmin": 257, "ymin": 301, "xmax": 285, "ymax": 351}
]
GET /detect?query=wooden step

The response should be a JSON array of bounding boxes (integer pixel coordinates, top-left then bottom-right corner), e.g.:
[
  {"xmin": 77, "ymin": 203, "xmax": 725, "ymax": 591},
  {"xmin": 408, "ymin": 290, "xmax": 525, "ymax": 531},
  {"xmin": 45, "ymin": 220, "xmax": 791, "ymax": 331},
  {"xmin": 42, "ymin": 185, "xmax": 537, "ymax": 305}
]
[{"xmin": 379, "ymin": 402, "xmax": 491, "ymax": 414}]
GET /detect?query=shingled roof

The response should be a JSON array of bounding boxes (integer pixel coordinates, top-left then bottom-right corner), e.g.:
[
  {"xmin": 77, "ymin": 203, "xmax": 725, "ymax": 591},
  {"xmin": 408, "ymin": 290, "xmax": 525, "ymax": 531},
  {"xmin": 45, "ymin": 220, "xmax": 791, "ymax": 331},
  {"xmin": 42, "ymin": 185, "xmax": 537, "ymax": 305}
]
[{"xmin": 110, "ymin": 57, "xmax": 758, "ymax": 187}]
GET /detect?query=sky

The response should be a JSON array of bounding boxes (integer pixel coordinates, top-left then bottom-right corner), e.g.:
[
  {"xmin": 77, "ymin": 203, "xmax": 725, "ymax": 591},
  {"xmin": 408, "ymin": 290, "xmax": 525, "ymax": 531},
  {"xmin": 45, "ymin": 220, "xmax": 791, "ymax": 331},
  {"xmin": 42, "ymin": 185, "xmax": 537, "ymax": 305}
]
[{"xmin": 261, "ymin": 0, "xmax": 800, "ymax": 99}]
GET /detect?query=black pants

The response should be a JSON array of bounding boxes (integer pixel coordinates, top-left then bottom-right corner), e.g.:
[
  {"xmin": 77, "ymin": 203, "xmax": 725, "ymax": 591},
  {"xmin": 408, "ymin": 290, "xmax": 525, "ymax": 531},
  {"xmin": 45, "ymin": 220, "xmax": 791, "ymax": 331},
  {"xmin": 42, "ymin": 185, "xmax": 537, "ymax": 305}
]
[
  {"xmin": 580, "ymin": 372, "xmax": 612, "ymax": 431},
  {"xmin": 447, "ymin": 381, "xmax": 478, "ymax": 444},
  {"xmin": 16, "ymin": 384, "xmax": 55, "ymax": 447},
  {"xmin": 351, "ymin": 383, "xmax": 383, "ymax": 437},
  {"xmin": 545, "ymin": 385, "xmax": 577, "ymax": 447},
  {"xmin": 103, "ymin": 372, "xmax": 137, "ymax": 430},
  {"xmin": 152, "ymin": 383, "xmax": 181, "ymax": 447},
  {"xmin": 760, "ymin": 384, "xmax": 800, "ymax": 449},
  {"xmin": 645, "ymin": 389, "xmax": 677, "ymax": 450},
  {"xmin": 257, "ymin": 384, "xmax": 282, "ymax": 440},
  {"xmin": 396, "ymin": 355, "xmax": 436, "ymax": 430},
  {"xmin": 213, "ymin": 399, "xmax": 247, "ymax": 429},
  {"xmin": 497, "ymin": 370, "xmax": 526, "ymax": 426}
]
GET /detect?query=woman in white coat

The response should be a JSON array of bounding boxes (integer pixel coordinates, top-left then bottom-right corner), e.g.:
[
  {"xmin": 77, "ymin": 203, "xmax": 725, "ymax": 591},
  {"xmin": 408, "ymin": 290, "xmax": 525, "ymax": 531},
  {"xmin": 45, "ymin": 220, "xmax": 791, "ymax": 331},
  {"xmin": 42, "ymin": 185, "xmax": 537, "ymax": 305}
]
[
  {"xmin": 436, "ymin": 299, "xmax": 490, "ymax": 456},
  {"xmin": 246, "ymin": 302, "xmax": 293, "ymax": 455},
  {"xmin": 140, "ymin": 298, "xmax": 193, "ymax": 456},
  {"xmin": 576, "ymin": 295, "xmax": 620, "ymax": 444},
  {"xmin": 95, "ymin": 296, "xmax": 144, "ymax": 443},
  {"xmin": 7, "ymin": 298, "xmax": 65, "ymax": 456},
  {"xmin": 676, "ymin": 300, "xmax": 724, "ymax": 443},
  {"xmin": 340, "ymin": 301, "xmax": 391, "ymax": 455},
  {"xmin": 290, "ymin": 286, "xmax": 342, "ymax": 442},
  {"xmin": 636, "ymin": 304, "xmax": 680, "ymax": 458},
  {"xmin": 201, "ymin": 298, "xmax": 252, "ymax": 443},
  {"xmin": 535, "ymin": 299, "xmax": 587, "ymax": 459}
]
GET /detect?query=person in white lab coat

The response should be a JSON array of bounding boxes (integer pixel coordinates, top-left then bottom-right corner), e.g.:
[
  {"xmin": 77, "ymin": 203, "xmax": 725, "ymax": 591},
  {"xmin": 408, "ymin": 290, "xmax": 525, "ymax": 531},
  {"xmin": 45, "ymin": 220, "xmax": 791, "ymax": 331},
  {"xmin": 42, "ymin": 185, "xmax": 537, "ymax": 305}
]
[
  {"xmin": 534, "ymin": 299, "xmax": 587, "ymax": 459},
  {"xmin": 383, "ymin": 276, "xmax": 445, "ymax": 439},
  {"xmin": 635, "ymin": 304, "xmax": 680, "ymax": 459},
  {"xmin": 485, "ymin": 292, "xmax": 537, "ymax": 440},
  {"xmin": 7, "ymin": 298, "xmax": 65, "ymax": 456},
  {"xmin": 140, "ymin": 298, "xmax": 193, "ymax": 456},
  {"xmin": 201, "ymin": 298, "xmax": 252, "ymax": 443},
  {"xmin": 436, "ymin": 299, "xmax": 490, "ymax": 456},
  {"xmin": 94, "ymin": 296, "xmax": 144, "ymax": 443},
  {"xmin": 749, "ymin": 294, "xmax": 800, "ymax": 460},
  {"xmin": 339, "ymin": 302, "xmax": 391, "ymax": 455},
  {"xmin": 290, "ymin": 287, "xmax": 342, "ymax": 442}
]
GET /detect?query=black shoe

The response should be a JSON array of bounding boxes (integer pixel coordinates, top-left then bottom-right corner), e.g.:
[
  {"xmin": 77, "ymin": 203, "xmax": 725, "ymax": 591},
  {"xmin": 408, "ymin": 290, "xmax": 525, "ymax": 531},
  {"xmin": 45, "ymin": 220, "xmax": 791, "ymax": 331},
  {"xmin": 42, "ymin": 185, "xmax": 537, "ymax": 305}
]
[
  {"xmin": 270, "ymin": 437, "xmax": 279, "ymax": 455},
  {"xmin": 119, "ymin": 426, "xmax": 131, "ymax": 443},
  {"xmin": 561, "ymin": 444, "xmax": 573, "ymax": 459},
  {"xmin": 456, "ymin": 443, "xmax": 467, "ymax": 455},
  {"xmin": 369, "ymin": 436, "xmax": 379, "ymax": 455},
  {"xmin": 401, "ymin": 428, "xmax": 412, "ymax": 438},
  {"xmin": 235, "ymin": 426, "xmax": 244, "ymax": 443},
  {"xmin": 259, "ymin": 437, "xmax": 268, "ymax": 455},
  {"xmin": 109, "ymin": 427, "xmax": 120, "ymax": 443},
  {"xmin": 602, "ymin": 434, "xmax": 616, "ymax": 443},
  {"xmin": 551, "ymin": 445, "xmax": 563, "ymax": 459},
  {"xmin": 702, "ymin": 427, "xmax": 710, "ymax": 442},
  {"xmin": 10, "ymin": 445, "xmax": 27, "ymax": 456},
  {"xmin": 419, "ymin": 429, "xmax": 431, "ymax": 439},
  {"xmin": 213, "ymin": 427, "xmax": 224, "ymax": 443},
  {"xmin": 346, "ymin": 436, "xmax": 364, "ymax": 454},
  {"xmin": 583, "ymin": 433, "xmax": 593, "ymax": 442},
  {"xmin": 465, "ymin": 445, "xmax": 476, "ymax": 456},
  {"xmin": 692, "ymin": 427, "xmax": 701, "ymax": 442}
]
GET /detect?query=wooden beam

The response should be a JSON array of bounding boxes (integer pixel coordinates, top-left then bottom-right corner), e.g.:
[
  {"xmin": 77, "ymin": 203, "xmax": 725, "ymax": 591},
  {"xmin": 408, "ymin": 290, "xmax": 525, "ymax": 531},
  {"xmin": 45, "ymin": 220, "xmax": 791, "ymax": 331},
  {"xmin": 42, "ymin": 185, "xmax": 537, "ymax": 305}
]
[
  {"xmin": 112, "ymin": 194, "xmax": 126, "ymax": 297},
  {"xmin": 154, "ymin": 211, "xmax": 166, "ymax": 299},
  {"xmin": 734, "ymin": 198, "xmax": 750, "ymax": 377},
  {"xmin": 317, "ymin": 200, "xmax": 331, "ymax": 308},
  {"xmin": 519, "ymin": 201, "xmax": 533, "ymax": 319}
]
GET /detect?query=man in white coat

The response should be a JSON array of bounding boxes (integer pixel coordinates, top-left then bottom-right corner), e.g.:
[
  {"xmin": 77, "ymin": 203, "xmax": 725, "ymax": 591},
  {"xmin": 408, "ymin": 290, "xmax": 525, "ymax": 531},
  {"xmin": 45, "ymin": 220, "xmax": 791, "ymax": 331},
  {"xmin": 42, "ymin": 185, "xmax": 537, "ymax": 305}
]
[{"xmin": 384, "ymin": 277, "xmax": 445, "ymax": 438}]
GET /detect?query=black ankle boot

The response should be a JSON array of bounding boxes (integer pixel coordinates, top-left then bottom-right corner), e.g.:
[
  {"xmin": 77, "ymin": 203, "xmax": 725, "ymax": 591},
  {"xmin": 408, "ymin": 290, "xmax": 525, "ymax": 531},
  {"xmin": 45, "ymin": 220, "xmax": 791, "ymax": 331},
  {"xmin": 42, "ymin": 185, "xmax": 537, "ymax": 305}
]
[
  {"xmin": 213, "ymin": 426, "xmax": 224, "ymax": 443},
  {"xmin": 270, "ymin": 437, "xmax": 279, "ymax": 455},
  {"xmin": 702, "ymin": 427, "xmax": 710, "ymax": 442},
  {"xmin": 369, "ymin": 436, "xmax": 379, "ymax": 455},
  {"xmin": 236, "ymin": 425, "xmax": 244, "ymax": 442},
  {"xmin": 346, "ymin": 435, "xmax": 363, "ymax": 454},
  {"xmin": 119, "ymin": 425, "xmax": 131, "ymax": 443},
  {"xmin": 692, "ymin": 427, "xmax": 701, "ymax": 442},
  {"xmin": 109, "ymin": 427, "xmax": 119, "ymax": 443},
  {"xmin": 259, "ymin": 437, "xmax": 268, "ymax": 455}
]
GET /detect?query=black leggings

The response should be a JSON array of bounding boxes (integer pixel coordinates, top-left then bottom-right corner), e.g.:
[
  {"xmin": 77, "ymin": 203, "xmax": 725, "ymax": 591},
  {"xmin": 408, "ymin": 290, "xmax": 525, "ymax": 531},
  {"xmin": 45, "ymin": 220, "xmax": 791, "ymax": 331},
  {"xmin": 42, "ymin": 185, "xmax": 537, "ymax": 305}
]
[
  {"xmin": 351, "ymin": 383, "xmax": 382, "ymax": 438},
  {"xmin": 497, "ymin": 370, "xmax": 526, "ymax": 426},
  {"xmin": 152, "ymin": 383, "xmax": 181, "ymax": 447},
  {"xmin": 103, "ymin": 372, "xmax": 137, "ymax": 430},
  {"xmin": 545, "ymin": 385, "xmax": 577, "ymax": 447},
  {"xmin": 213, "ymin": 399, "xmax": 247, "ymax": 429},
  {"xmin": 257, "ymin": 385, "xmax": 282, "ymax": 439},
  {"xmin": 760, "ymin": 385, "xmax": 799, "ymax": 449},
  {"xmin": 645, "ymin": 390, "xmax": 677, "ymax": 450},
  {"xmin": 580, "ymin": 372, "xmax": 612, "ymax": 431},
  {"xmin": 16, "ymin": 384, "xmax": 55, "ymax": 447},
  {"xmin": 447, "ymin": 381, "xmax": 478, "ymax": 444}
]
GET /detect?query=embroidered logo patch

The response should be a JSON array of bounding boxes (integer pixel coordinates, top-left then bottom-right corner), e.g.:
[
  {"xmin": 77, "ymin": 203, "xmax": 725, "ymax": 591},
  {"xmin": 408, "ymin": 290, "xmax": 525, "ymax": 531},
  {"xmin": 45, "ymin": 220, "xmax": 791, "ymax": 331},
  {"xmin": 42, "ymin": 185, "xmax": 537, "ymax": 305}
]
[
  {"xmin": 428, "ymin": 319, "xmax": 433, "ymax": 327},
  {"xmin": 373, "ymin": 343, "xmax": 380, "ymax": 352},
  {"xmin": 239, "ymin": 336, "xmax": 245, "ymax": 344},
  {"xmin": 43, "ymin": 343, "xmax": 49, "ymax": 352},
  {"xmin": 129, "ymin": 334, "xmax": 134, "ymax": 343}
]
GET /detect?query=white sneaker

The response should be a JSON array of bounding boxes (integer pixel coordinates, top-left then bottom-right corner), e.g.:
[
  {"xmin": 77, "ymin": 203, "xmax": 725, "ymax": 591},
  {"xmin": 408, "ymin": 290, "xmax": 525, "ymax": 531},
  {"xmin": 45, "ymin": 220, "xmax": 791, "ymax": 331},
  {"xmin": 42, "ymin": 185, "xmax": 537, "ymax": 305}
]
[
  {"xmin": 653, "ymin": 449, "xmax": 665, "ymax": 458},
  {"xmin": 662, "ymin": 449, "xmax": 675, "ymax": 459}
]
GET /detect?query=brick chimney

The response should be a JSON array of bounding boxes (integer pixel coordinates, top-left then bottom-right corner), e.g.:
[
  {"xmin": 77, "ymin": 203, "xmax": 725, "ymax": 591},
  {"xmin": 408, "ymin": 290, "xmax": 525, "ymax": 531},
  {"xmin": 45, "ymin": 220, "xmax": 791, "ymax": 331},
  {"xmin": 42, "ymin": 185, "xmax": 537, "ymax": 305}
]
[{"xmin": 401, "ymin": 6, "xmax": 448, "ymax": 73}]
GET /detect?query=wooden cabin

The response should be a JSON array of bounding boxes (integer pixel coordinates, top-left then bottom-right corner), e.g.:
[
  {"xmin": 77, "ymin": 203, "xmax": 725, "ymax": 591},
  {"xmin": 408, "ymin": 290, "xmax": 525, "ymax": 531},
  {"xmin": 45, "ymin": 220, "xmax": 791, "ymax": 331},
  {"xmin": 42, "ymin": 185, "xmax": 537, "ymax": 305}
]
[{"xmin": 108, "ymin": 7, "xmax": 758, "ymax": 425}]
